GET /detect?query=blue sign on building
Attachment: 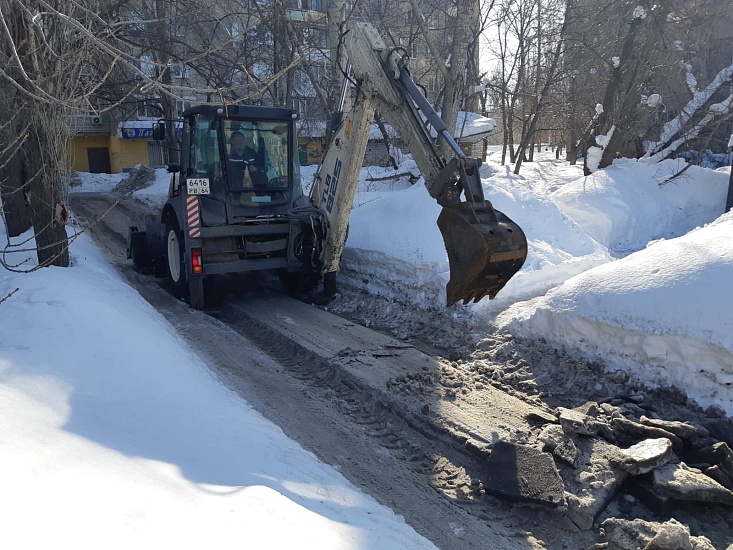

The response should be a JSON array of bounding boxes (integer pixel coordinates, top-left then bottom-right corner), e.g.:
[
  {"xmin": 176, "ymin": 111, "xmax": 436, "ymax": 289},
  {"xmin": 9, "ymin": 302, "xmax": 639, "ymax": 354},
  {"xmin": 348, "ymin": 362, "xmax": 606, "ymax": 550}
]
[
  {"xmin": 122, "ymin": 127, "xmax": 154, "ymax": 139},
  {"xmin": 122, "ymin": 126, "xmax": 183, "ymax": 139}
]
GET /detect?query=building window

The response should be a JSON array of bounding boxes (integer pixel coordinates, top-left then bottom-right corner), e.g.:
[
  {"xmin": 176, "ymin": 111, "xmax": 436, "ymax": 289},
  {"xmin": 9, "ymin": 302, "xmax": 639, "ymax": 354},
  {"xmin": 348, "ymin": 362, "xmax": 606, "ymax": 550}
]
[
  {"xmin": 170, "ymin": 64, "xmax": 188, "ymax": 79},
  {"xmin": 405, "ymin": 8, "xmax": 418, "ymax": 25},
  {"xmin": 140, "ymin": 55, "xmax": 156, "ymax": 78}
]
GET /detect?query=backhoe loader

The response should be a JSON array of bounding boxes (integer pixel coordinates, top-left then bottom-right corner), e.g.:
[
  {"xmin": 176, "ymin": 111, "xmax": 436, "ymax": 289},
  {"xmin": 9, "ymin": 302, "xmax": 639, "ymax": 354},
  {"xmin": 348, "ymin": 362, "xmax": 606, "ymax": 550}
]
[{"xmin": 128, "ymin": 21, "xmax": 527, "ymax": 308}]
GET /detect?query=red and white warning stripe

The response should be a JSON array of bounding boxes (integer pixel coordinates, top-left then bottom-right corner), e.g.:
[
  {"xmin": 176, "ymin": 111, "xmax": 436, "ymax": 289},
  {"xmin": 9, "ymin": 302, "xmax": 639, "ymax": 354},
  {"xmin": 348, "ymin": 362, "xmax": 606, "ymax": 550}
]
[{"xmin": 186, "ymin": 195, "xmax": 201, "ymax": 238}]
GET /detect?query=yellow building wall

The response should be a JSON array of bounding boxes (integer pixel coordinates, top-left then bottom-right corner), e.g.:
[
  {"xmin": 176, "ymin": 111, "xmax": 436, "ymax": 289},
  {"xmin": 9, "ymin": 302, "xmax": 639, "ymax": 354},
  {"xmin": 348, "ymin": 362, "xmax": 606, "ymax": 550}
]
[
  {"xmin": 69, "ymin": 136, "xmax": 152, "ymax": 173},
  {"xmin": 109, "ymin": 137, "xmax": 150, "ymax": 173},
  {"xmin": 69, "ymin": 136, "xmax": 110, "ymax": 172}
]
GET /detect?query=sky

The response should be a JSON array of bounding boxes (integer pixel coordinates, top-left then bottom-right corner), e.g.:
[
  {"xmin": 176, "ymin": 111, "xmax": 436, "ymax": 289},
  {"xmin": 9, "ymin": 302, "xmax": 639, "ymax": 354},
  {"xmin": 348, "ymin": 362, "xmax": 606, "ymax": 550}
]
[{"xmin": 1, "ymin": 148, "xmax": 731, "ymax": 546}]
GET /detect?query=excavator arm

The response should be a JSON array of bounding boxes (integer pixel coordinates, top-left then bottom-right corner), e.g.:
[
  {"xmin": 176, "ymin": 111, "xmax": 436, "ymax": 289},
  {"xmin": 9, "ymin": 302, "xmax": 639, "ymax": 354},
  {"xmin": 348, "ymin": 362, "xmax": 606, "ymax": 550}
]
[{"xmin": 309, "ymin": 22, "xmax": 527, "ymax": 305}]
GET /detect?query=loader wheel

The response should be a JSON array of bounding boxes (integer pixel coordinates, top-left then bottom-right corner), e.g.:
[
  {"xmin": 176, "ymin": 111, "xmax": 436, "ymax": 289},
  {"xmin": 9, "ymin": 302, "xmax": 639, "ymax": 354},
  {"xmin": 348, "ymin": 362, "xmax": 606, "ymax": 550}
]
[
  {"xmin": 278, "ymin": 270, "xmax": 321, "ymax": 294},
  {"xmin": 165, "ymin": 222, "xmax": 188, "ymax": 299},
  {"xmin": 128, "ymin": 228, "xmax": 151, "ymax": 274}
]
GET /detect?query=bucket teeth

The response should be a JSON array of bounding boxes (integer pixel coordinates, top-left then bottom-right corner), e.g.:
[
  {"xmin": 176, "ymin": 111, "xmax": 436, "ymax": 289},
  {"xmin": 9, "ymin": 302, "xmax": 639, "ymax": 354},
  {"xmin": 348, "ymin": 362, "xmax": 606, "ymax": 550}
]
[{"xmin": 437, "ymin": 206, "xmax": 527, "ymax": 306}]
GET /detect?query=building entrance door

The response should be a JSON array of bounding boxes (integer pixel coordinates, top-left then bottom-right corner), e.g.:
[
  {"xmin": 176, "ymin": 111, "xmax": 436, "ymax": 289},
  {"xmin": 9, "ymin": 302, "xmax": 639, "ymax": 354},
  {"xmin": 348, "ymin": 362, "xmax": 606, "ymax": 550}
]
[{"xmin": 87, "ymin": 147, "xmax": 111, "ymax": 173}]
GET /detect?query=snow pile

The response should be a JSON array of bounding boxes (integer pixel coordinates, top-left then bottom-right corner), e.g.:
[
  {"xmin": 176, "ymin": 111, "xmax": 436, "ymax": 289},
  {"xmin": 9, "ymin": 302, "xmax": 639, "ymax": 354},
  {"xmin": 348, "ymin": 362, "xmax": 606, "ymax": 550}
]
[
  {"xmin": 498, "ymin": 210, "xmax": 733, "ymax": 414},
  {"xmin": 0, "ymin": 223, "xmax": 436, "ymax": 548},
  {"xmin": 339, "ymin": 154, "xmax": 612, "ymax": 308},
  {"xmin": 302, "ymin": 152, "xmax": 733, "ymax": 414},
  {"xmin": 551, "ymin": 158, "xmax": 728, "ymax": 254},
  {"xmin": 74, "ymin": 171, "xmax": 124, "ymax": 193}
]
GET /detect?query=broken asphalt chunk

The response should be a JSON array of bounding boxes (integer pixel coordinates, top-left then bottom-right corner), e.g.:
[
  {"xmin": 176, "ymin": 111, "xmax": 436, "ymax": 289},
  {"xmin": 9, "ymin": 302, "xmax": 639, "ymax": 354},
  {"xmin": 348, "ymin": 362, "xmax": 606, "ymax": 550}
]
[
  {"xmin": 483, "ymin": 440, "xmax": 566, "ymax": 508},
  {"xmin": 525, "ymin": 409, "xmax": 558, "ymax": 424},
  {"xmin": 558, "ymin": 407, "xmax": 601, "ymax": 436},
  {"xmin": 611, "ymin": 416, "xmax": 683, "ymax": 451},
  {"xmin": 598, "ymin": 517, "xmax": 716, "ymax": 550},
  {"xmin": 640, "ymin": 415, "xmax": 709, "ymax": 440},
  {"xmin": 652, "ymin": 462, "xmax": 733, "ymax": 506},
  {"xmin": 562, "ymin": 438, "xmax": 627, "ymax": 529},
  {"xmin": 538, "ymin": 424, "xmax": 580, "ymax": 468},
  {"xmin": 610, "ymin": 438, "xmax": 673, "ymax": 475}
]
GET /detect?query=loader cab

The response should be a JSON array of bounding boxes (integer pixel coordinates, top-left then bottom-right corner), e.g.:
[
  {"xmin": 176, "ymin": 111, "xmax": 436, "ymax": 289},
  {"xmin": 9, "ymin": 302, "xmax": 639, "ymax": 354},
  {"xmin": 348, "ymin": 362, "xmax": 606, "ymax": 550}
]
[{"xmin": 178, "ymin": 105, "xmax": 303, "ymax": 221}]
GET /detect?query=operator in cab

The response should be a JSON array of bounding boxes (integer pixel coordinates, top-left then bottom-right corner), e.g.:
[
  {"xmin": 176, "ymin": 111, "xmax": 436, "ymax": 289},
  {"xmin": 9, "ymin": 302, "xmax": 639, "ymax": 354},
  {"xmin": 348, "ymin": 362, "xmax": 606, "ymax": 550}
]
[{"xmin": 228, "ymin": 130, "xmax": 267, "ymax": 189}]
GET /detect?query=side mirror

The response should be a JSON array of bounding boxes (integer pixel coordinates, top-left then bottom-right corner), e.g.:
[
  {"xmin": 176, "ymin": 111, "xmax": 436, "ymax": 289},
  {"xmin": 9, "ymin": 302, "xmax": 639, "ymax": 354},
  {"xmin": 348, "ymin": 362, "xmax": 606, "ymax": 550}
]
[
  {"xmin": 152, "ymin": 121, "xmax": 166, "ymax": 141},
  {"xmin": 165, "ymin": 162, "xmax": 180, "ymax": 173}
]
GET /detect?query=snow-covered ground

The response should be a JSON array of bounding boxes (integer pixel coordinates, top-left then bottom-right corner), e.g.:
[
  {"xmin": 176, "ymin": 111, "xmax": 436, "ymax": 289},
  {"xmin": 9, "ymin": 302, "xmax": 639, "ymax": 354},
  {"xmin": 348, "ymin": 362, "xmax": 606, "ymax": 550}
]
[
  {"xmin": 315, "ymin": 152, "xmax": 732, "ymax": 416},
  {"xmin": 0, "ymin": 221, "xmax": 437, "ymax": 548},
  {"xmin": 74, "ymin": 151, "xmax": 733, "ymax": 415},
  {"xmin": 76, "ymin": 150, "xmax": 733, "ymax": 415},
  {"xmin": 1, "ymin": 149, "xmax": 731, "ymax": 546}
]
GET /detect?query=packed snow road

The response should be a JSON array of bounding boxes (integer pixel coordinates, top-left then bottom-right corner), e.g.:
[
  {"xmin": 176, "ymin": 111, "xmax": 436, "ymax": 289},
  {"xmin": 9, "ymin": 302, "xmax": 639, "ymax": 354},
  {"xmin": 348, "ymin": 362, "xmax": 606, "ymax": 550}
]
[
  {"xmin": 71, "ymin": 192, "xmax": 733, "ymax": 550},
  {"xmin": 71, "ymin": 193, "xmax": 553, "ymax": 548}
]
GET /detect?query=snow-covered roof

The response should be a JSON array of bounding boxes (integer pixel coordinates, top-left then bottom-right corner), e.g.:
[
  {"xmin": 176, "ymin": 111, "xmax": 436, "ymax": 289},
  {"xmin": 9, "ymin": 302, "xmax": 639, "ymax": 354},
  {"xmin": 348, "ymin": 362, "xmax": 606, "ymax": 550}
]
[{"xmin": 428, "ymin": 111, "xmax": 497, "ymax": 143}]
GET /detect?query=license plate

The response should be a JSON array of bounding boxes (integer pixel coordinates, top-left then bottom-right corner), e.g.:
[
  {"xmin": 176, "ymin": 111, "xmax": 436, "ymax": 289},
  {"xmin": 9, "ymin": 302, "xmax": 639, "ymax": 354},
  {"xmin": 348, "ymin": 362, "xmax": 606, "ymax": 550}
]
[{"xmin": 187, "ymin": 178, "xmax": 210, "ymax": 195}]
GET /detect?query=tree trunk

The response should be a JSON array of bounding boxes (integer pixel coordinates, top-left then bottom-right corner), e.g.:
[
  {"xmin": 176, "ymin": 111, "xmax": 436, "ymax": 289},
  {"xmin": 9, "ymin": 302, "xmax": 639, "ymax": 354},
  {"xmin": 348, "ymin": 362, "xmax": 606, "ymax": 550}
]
[
  {"xmin": 0, "ymin": 146, "xmax": 32, "ymax": 237},
  {"xmin": 580, "ymin": 4, "xmax": 671, "ymax": 174},
  {"xmin": 513, "ymin": 1, "xmax": 571, "ymax": 175},
  {"xmin": 154, "ymin": 0, "xmax": 179, "ymax": 164},
  {"xmin": 438, "ymin": 0, "xmax": 480, "ymax": 158},
  {"xmin": 25, "ymin": 123, "xmax": 69, "ymax": 267},
  {"xmin": 727, "ymin": 160, "xmax": 733, "ymax": 213},
  {"xmin": 0, "ymin": 15, "xmax": 32, "ymax": 237},
  {"xmin": 0, "ymin": 93, "xmax": 31, "ymax": 236},
  {"xmin": 566, "ymin": 125, "xmax": 578, "ymax": 164}
]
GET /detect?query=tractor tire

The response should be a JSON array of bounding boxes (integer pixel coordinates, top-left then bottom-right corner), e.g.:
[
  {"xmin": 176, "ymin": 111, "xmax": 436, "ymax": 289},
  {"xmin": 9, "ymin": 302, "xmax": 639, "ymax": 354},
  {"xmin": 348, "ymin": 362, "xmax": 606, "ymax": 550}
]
[
  {"xmin": 278, "ymin": 270, "xmax": 321, "ymax": 294},
  {"xmin": 165, "ymin": 221, "xmax": 188, "ymax": 299},
  {"xmin": 129, "ymin": 233, "xmax": 151, "ymax": 274}
]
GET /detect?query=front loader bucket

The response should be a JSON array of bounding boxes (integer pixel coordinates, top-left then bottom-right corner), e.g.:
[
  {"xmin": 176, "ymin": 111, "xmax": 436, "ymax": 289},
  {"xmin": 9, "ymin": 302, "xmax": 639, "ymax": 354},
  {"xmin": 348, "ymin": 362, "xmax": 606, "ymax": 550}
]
[{"xmin": 437, "ymin": 206, "xmax": 527, "ymax": 306}]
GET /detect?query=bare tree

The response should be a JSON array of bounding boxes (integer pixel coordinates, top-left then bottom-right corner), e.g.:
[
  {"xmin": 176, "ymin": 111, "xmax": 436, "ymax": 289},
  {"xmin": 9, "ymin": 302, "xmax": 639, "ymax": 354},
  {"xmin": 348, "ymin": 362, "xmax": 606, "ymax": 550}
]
[
  {"xmin": 403, "ymin": 0, "xmax": 485, "ymax": 157},
  {"xmin": 0, "ymin": 0, "xmax": 103, "ymax": 267},
  {"xmin": 0, "ymin": 97, "xmax": 32, "ymax": 237},
  {"xmin": 563, "ymin": 0, "xmax": 732, "ymax": 172},
  {"xmin": 512, "ymin": 0, "xmax": 570, "ymax": 174},
  {"xmin": 642, "ymin": 61, "xmax": 733, "ymax": 163},
  {"xmin": 487, "ymin": 0, "xmax": 538, "ymax": 164},
  {"xmin": 0, "ymin": 0, "xmax": 292, "ymax": 268}
]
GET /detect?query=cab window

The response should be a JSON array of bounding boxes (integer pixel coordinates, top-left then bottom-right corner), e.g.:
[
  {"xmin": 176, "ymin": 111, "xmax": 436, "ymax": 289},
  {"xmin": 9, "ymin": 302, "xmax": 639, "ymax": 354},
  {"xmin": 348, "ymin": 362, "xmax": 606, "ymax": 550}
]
[
  {"xmin": 222, "ymin": 119, "xmax": 291, "ymax": 206},
  {"xmin": 188, "ymin": 114, "xmax": 225, "ymax": 200}
]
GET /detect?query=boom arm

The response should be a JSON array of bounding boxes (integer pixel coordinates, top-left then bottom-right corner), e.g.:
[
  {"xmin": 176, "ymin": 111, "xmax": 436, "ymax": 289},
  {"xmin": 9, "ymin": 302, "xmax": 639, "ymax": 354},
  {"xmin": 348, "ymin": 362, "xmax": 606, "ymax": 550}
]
[{"xmin": 309, "ymin": 22, "xmax": 527, "ymax": 305}]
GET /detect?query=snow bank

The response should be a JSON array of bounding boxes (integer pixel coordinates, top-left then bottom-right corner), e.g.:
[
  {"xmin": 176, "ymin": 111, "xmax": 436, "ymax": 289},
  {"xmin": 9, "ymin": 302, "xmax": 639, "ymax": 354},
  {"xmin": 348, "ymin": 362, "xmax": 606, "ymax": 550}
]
[
  {"xmin": 552, "ymin": 158, "xmax": 728, "ymax": 255},
  {"xmin": 499, "ymin": 211, "xmax": 733, "ymax": 415},
  {"xmin": 337, "ymin": 156, "xmax": 612, "ymax": 309}
]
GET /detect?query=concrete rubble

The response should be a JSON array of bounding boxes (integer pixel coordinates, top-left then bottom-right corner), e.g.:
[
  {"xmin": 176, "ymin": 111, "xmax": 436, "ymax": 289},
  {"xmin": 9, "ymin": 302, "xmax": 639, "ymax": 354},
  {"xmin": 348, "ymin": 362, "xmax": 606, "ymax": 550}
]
[
  {"xmin": 483, "ymin": 398, "xmax": 733, "ymax": 544},
  {"xmin": 652, "ymin": 463, "xmax": 733, "ymax": 506},
  {"xmin": 595, "ymin": 517, "xmax": 716, "ymax": 550},
  {"xmin": 483, "ymin": 440, "xmax": 566, "ymax": 508},
  {"xmin": 262, "ymin": 291, "xmax": 733, "ymax": 545},
  {"xmin": 610, "ymin": 438, "xmax": 673, "ymax": 475}
]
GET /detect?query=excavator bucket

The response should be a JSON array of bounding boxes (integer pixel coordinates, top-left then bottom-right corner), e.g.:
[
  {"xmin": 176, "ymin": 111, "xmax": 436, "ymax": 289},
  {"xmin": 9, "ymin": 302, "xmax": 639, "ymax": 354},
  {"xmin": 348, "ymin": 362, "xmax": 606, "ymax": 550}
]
[{"xmin": 437, "ymin": 205, "xmax": 527, "ymax": 306}]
